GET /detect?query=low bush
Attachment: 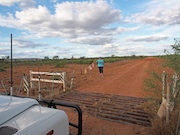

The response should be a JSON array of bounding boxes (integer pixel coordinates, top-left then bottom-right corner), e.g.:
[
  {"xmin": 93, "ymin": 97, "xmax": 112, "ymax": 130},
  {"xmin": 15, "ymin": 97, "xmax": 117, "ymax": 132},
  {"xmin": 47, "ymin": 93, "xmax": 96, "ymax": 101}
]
[{"xmin": 143, "ymin": 38, "xmax": 180, "ymax": 135}]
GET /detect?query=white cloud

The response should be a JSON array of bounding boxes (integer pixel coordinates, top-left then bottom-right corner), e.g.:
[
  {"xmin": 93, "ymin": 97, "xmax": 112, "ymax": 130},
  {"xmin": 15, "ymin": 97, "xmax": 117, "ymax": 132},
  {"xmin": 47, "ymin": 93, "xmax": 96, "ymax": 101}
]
[
  {"xmin": 125, "ymin": 0, "xmax": 180, "ymax": 25},
  {"xmin": 19, "ymin": 0, "xmax": 36, "ymax": 9},
  {"xmin": 14, "ymin": 39, "xmax": 48, "ymax": 48},
  {"xmin": 0, "ymin": 0, "xmax": 125, "ymax": 47},
  {"xmin": 53, "ymin": 1, "xmax": 121, "ymax": 29},
  {"xmin": 0, "ymin": 0, "xmax": 178, "ymax": 58},
  {"xmin": 0, "ymin": 48, "xmax": 10, "ymax": 57},
  {"xmin": 15, "ymin": 5, "xmax": 50, "ymax": 25},
  {"xmin": 0, "ymin": 1, "xmax": 122, "ymax": 40},
  {"xmin": 0, "ymin": 0, "xmax": 36, "ymax": 9},
  {"xmin": 126, "ymin": 35, "xmax": 169, "ymax": 42},
  {"xmin": 24, "ymin": 50, "xmax": 43, "ymax": 53},
  {"xmin": 0, "ymin": 13, "xmax": 20, "ymax": 28},
  {"xmin": 69, "ymin": 36, "xmax": 115, "ymax": 45},
  {"xmin": 51, "ymin": 0, "xmax": 57, "ymax": 3},
  {"xmin": 0, "ymin": 0, "xmax": 22, "ymax": 6}
]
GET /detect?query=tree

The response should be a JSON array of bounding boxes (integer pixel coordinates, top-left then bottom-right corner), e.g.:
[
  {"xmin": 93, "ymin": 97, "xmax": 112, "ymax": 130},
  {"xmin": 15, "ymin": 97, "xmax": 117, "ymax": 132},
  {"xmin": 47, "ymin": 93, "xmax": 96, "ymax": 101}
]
[
  {"xmin": 44, "ymin": 56, "xmax": 49, "ymax": 59},
  {"xmin": 131, "ymin": 54, "xmax": 136, "ymax": 57},
  {"xmin": 165, "ymin": 38, "xmax": 180, "ymax": 74},
  {"xmin": 111, "ymin": 54, "xmax": 115, "ymax": 57},
  {"xmin": 80, "ymin": 56, "xmax": 85, "ymax": 59},
  {"xmin": 53, "ymin": 56, "xmax": 59, "ymax": 59},
  {"xmin": 171, "ymin": 38, "xmax": 180, "ymax": 54},
  {"xmin": 5, "ymin": 56, "xmax": 9, "ymax": 60}
]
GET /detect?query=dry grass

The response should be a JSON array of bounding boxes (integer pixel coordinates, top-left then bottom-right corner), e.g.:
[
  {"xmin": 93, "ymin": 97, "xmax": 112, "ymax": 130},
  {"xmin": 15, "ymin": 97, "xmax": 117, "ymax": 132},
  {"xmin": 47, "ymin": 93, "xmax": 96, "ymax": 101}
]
[
  {"xmin": 146, "ymin": 107, "xmax": 179, "ymax": 135},
  {"xmin": 143, "ymin": 68, "xmax": 180, "ymax": 135}
]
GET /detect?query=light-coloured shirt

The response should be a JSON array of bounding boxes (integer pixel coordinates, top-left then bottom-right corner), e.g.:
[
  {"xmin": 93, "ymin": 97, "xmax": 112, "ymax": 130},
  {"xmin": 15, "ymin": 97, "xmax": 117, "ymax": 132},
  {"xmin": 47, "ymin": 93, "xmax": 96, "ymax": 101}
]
[{"xmin": 96, "ymin": 59, "xmax": 104, "ymax": 67}]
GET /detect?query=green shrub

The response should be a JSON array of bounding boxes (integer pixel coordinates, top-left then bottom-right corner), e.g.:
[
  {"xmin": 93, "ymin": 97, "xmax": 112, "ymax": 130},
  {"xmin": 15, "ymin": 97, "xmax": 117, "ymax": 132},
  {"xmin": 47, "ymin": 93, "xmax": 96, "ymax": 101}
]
[
  {"xmin": 0, "ymin": 60, "xmax": 9, "ymax": 72},
  {"xmin": 164, "ymin": 38, "xmax": 180, "ymax": 74},
  {"xmin": 144, "ymin": 38, "xmax": 180, "ymax": 135},
  {"xmin": 55, "ymin": 61, "xmax": 68, "ymax": 68}
]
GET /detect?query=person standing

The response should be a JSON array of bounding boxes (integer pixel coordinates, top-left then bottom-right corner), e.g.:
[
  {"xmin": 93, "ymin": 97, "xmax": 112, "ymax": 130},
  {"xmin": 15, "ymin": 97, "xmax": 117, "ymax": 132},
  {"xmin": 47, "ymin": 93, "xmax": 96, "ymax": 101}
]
[{"xmin": 96, "ymin": 57, "xmax": 104, "ymax": 77}]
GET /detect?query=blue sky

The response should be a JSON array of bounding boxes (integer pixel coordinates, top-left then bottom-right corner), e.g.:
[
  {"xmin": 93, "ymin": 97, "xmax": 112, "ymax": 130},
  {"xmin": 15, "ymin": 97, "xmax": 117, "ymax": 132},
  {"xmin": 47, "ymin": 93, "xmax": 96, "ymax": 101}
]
[{"xmin": 0, "ymin": 0, "xmax": 179, "ymax": 59}]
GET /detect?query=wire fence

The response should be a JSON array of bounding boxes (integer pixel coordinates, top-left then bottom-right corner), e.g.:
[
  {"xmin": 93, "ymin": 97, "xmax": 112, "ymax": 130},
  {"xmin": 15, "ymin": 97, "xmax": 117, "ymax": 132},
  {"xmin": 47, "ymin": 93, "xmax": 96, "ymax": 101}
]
[{"xmin": 157, "ymin": 71, "xmax": 180, "ymax": 134}]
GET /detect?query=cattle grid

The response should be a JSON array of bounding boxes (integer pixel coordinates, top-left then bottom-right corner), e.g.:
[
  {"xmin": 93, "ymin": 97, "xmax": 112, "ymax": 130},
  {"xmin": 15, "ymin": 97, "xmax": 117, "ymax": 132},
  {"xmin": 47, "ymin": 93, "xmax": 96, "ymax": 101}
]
[{"xmin": 54, "ymin": 91, "xmax": 151, "ymax": 127}]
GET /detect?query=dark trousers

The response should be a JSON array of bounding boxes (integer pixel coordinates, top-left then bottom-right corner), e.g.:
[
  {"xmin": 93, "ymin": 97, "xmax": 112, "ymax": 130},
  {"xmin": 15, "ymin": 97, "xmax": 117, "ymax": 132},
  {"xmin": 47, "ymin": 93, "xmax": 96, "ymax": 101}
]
[{"xmin": 98, "ymin": 67, "xmax": 103, "ymax": 73}]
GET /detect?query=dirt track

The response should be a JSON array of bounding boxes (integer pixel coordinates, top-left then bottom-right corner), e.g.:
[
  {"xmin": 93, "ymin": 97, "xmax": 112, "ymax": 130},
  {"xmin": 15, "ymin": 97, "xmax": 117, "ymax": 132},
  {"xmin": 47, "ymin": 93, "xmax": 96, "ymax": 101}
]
[
  {"xmin": 0, "ymin": 57, "xmax": 170, "ymax": 135},
  {"xmin": 73, "ymin": 57, "xmax": 161, "ymax": 135},
  {"xmin": 76, "ymin": 58, "xmax": 153, "ymax": 97}
]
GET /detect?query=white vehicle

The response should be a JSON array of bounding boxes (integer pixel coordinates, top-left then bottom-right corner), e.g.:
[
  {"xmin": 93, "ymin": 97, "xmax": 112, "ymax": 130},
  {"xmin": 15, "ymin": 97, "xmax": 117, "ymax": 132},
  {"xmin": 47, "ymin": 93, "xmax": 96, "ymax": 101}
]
[{"xmin": 0, "ymin": 95, "xmax": 82, "ymax": 135}]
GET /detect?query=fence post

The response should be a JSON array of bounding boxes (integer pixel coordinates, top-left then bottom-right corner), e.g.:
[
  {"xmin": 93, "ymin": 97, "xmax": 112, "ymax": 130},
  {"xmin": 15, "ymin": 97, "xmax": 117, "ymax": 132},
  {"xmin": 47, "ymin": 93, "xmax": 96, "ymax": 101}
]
[
  {"xmin": 162, "ymin": 71, "xmax": 167, "ymax": 100},
  {"xmin": 38, "ymin": 75, "xmax": 41, "ymax": 101},
  {"xmin": 23, "ymin": 74, "xmax": 29, "ymax": 97},
  {"xmin": 175, "ymin": 110, "xmax": 180, "ymax": 135},
  {"xmin": 30, "ymin": 70, "xmax": 33, "ymax": 88},
  {"xmin": 173, "ymin": 72, "xmax": 178, "ymax": 98},
  {"xmin": 63, "ymin": 72, "xmax": 66, "ymax": 91},
  {"xmin": 166, "ymin": 84, "xmax": 170, "ymax": 123},
  {"xmin": 70, "ymin": 70, "xmax": 74, "ymax": 90}
]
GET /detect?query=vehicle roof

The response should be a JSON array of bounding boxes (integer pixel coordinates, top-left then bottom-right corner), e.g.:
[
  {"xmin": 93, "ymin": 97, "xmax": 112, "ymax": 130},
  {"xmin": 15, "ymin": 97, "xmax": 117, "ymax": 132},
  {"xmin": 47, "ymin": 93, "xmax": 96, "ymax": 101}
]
[{"xmin": 0, "ymin": 95, "xmax": 38, "ymax": 125}]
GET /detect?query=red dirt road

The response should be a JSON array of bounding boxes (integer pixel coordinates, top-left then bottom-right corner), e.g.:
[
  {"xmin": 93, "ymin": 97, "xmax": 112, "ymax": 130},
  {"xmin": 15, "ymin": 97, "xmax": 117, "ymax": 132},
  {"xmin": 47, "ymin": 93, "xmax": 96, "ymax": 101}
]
[
  {"xmin": 76, "ymin": 57, "xmax": 160, "ymax": 97},
  {"xmin": 72, "ymin": 57, "xmax": 162, "ymax": 135},
  {"xmin": 0, "ymin": 57, "xmax": 170, "ymax": 135}
]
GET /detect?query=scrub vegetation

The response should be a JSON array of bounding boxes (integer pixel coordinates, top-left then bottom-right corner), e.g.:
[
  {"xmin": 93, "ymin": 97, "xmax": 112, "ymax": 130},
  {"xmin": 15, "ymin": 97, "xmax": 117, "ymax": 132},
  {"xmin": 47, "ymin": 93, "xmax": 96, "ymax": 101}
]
[
  {"xmin": 144, "ymin": 38, "xmax": 180, "ymax": 135},
  {"xmin": 0, "ymin": 55, "xmax": 145, "ymax": 72}
]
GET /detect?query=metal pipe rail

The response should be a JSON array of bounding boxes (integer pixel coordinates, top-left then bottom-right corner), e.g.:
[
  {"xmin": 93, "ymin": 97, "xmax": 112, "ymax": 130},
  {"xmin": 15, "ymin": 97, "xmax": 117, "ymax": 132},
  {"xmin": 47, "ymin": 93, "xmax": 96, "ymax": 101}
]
[
  {"xmin": 0, "ymin": 94, "xmax": 83, "ymax": 135},
  {"xmin": 39, "ymin": 99, "xmax": 82, "ymax": 135}
]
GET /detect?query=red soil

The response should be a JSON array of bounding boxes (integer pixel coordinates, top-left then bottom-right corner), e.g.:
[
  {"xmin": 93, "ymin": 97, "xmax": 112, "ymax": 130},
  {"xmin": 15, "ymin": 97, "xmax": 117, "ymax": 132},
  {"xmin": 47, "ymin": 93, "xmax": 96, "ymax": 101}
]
[{"xmin": 0, "ymin": 57, "xmax": 173, "ymax": 135}]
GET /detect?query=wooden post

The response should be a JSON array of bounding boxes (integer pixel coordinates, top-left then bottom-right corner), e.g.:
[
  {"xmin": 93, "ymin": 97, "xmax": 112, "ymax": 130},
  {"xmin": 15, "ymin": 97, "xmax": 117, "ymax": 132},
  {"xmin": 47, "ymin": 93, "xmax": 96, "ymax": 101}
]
[
  {"xmin": 30, "ymin": 71, "xmax": 66, "ymax": 95},
  {"xmin": 38, "ymin": 75, "xmax": 41, "ymax": 101},
  {"xmin": 63, "ymin": 72, "xmax": 66, "ymax": 91},
  {"xmin": 175, "ymin": 110, "xmax": 180, "ymax": 135},
  {"xmin": 30, "ymin": 70, "xmax": 33, "ymax": 88},
  {"xmin": 70, "ymin": 70, "xmax": 74, "ymax": 90},
  {"xmin": 173, "ymin": 72, "xmax": 178, "ymax": 98},
  {"xmin": 166, "ymin": 84, "xmax": 170, "ymax": 123},
  {"xmin": 162, "ymin": 71, "xmax": 166, "ymax": 100},
  {"xmin": 23, "ymin": 74, "xmax": 29, "ymax": 97}
]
